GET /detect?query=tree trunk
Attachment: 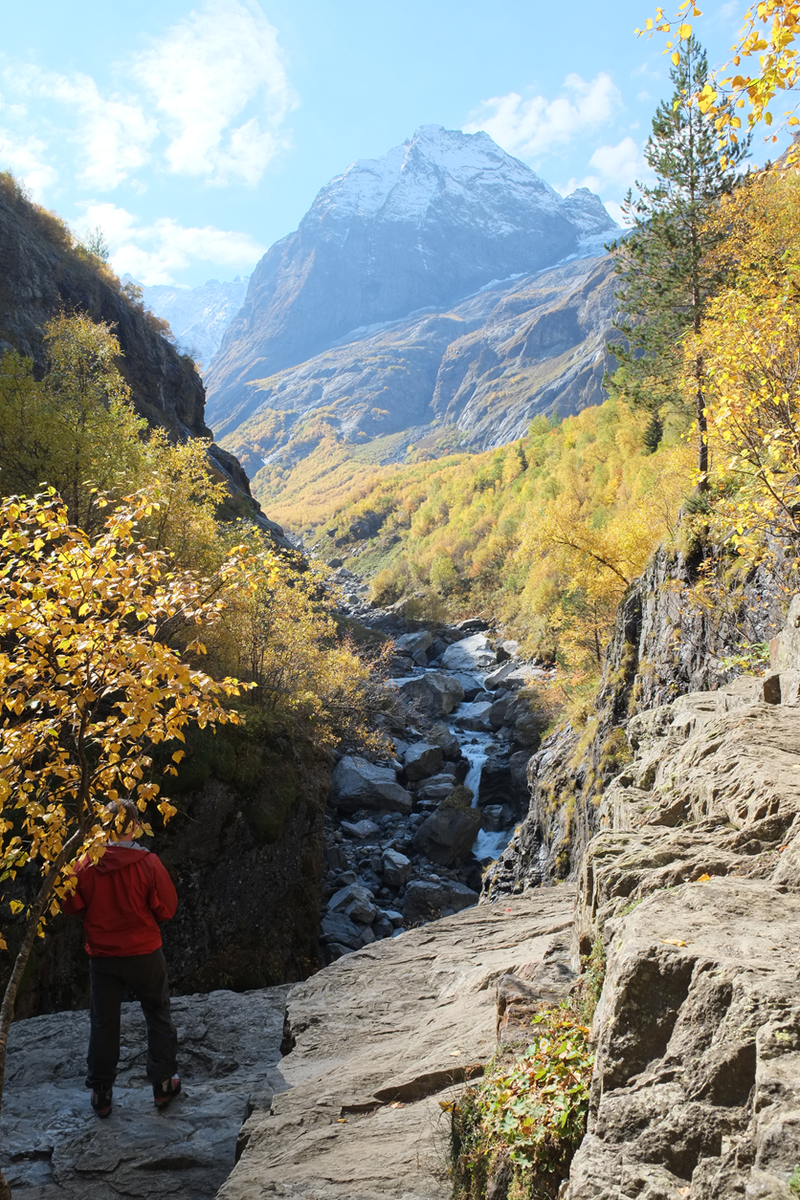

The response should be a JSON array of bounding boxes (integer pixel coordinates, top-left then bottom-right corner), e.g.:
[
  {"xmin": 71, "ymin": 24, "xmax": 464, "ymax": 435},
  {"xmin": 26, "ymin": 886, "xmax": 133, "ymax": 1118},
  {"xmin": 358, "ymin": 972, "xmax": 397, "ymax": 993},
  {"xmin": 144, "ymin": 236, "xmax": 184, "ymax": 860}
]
[
  {"xmin": 0, "ymin": 829, "xmax": 84, "ymax": 1199},
  {"xmin": 695, "ymin": 354, "xmax": 709, "ymax": 493}
]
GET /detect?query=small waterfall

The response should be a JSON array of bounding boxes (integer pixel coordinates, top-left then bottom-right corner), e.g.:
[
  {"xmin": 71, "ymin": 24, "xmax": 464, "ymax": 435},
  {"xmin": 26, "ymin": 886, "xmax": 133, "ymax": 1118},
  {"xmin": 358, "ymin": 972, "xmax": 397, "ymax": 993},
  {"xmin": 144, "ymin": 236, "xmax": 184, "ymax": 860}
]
[
  {"xmin": 460, "ymin": 734, "xmax": 492, "ymax": 798},
  {"xmin": 449, "ymin": 721, "xmax": 514, "ymax": 864}
]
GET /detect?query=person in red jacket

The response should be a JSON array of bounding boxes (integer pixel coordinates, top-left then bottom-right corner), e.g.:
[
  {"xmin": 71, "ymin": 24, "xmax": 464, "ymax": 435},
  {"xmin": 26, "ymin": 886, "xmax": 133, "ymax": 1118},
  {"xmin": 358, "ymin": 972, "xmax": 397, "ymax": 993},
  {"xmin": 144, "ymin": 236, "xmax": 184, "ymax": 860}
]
[{"xmin": 64, "ymin": 799, "xmax": 181, "ymax": 1118}]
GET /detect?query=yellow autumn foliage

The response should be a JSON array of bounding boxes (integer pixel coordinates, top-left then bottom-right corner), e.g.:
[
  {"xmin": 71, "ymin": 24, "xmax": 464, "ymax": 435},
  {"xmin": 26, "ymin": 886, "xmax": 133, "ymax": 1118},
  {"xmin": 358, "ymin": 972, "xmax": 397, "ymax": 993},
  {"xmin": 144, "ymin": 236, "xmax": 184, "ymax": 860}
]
[{"xmin": 686, "ymin": 166, "xmax": 800, "ymax": 571}]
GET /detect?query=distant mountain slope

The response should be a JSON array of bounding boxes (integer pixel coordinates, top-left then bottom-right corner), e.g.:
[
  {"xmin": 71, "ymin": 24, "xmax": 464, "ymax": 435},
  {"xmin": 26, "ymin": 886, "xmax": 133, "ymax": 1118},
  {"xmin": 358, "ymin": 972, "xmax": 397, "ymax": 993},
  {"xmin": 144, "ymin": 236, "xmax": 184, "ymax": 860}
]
[
  {"xmin": 206, "ymin": 125, "xmax": 618, "ymax": 430},
  {"xmin": 219, "ymin": 255, "xmax": 616, "ymax": 490},
  {"xmin": 140, "ymin": 276, "xmax": 249, "ymax": 369}
]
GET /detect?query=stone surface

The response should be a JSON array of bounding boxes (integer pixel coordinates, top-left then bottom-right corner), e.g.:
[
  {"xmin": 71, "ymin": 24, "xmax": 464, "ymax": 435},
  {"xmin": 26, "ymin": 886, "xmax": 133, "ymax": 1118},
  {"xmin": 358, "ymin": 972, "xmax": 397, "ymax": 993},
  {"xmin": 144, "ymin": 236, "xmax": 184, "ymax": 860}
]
[
  {"xmin": 217, "ymin": 890, "xmax": 575, "ymax": 1200},
  {"xmin": 394, "ymin": 631, "xmax": 434, "ymax": 658},
  {"xmin": 341, "ymin": 818, "xmax": 381, "ymax": 839},
  {"xmin": 381, "ymin": 848, "xmax": 412, "ymax": 887},
  {"xmin": 327, "ymin": 882, "xmax": 378, "ymax": 925},
  {"xmin": 402, "ymin": 879, "xmax": 480, "ymax": 924},
  {"xmin": 403, "ymin": 741, "xmax": 445, "ymax": 781},
  {"xmin": 330, "ymin": 756, "xmax": 413, "ymax": 815},
  {"xmin": 451, "ymin": 700, "xmax": 494, "ymax": 731},
  {"xmin": 441, "ymin": 634, "xmax": 497, "ymax": 673},
  {"xmin": 426, "ymin": 722, "xmax": 461, "ymax": 760},
  {"xmin": 564, "ymin": 880, "xmax": 800, "ymax": 1200},
  {"xmin": 413, "ymin": 805, "xmax": 483, "ymax": 867},
  {"xmin": 394, "ymin": 671, "xmax": 465, "ymax": 718},
  {"xmin": 0, "ymin": 988, "xmax": 290, "ymax": 1199}
]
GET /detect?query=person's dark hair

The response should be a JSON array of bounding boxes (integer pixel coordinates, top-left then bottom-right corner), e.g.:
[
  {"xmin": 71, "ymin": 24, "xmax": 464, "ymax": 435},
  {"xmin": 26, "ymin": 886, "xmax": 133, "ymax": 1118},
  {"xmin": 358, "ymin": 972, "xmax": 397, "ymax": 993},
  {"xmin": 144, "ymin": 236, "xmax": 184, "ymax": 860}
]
[{"xmin": 104, "ymin": 799, "xmax": 139, "ymax": 837}]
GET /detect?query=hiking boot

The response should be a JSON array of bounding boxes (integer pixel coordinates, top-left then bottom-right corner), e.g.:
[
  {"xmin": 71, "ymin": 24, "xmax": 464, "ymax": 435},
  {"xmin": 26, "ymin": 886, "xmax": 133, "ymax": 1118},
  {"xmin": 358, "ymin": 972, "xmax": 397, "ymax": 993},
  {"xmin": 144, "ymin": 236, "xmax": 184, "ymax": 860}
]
[
  {"xmin": 91, "ymin": 1088, "xmax": 112, "ymax": 1118},
  {"xmin": 153, "ymin": 1075, "xmax": 181, "ymax": 1109}
]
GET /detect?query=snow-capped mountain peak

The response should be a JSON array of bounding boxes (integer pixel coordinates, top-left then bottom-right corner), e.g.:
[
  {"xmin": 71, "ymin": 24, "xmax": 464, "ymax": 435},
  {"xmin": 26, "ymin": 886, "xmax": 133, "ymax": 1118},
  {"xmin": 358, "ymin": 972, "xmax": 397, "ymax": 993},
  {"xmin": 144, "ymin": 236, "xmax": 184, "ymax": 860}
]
[{"xmin": 311, "ymin": 124, "xmax": 566, "ymax": 227}]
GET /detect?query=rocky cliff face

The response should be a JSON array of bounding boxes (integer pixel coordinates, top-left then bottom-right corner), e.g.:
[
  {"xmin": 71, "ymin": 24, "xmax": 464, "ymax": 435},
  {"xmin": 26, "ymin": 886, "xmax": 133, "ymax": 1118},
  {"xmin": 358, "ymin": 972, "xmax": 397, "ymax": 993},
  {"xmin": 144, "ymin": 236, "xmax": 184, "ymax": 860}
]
[
  {"xmin": 205, "ymin": 126, "xmax": 618, "ymax": 455},
  {"xmin": 0, "ymin": 189, "xmax": 209, "ymax": 441},
  {"xmin": 484, "ymin": 546, "xmax": 787, "ymax": 895},
  {"xmin": 564, "ymin": 660, "xmax": 800, "ymax": 1197}
]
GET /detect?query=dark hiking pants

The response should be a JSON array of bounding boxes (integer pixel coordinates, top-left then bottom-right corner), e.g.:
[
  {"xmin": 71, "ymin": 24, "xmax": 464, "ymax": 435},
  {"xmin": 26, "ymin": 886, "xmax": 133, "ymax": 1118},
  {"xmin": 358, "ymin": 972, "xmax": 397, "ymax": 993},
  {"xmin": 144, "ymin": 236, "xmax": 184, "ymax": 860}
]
[{"xmin": 86, "ymin": 948, "xmax": 177, "ymax": 1089}]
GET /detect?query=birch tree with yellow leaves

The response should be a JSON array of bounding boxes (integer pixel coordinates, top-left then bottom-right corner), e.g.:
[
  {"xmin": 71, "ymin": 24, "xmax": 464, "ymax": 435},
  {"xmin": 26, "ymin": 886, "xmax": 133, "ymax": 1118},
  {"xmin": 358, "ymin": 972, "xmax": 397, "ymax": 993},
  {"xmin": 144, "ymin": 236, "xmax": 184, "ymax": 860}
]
[{"xmin": 639, "ymin": 1, "xmax": 800, "ymax": 152}]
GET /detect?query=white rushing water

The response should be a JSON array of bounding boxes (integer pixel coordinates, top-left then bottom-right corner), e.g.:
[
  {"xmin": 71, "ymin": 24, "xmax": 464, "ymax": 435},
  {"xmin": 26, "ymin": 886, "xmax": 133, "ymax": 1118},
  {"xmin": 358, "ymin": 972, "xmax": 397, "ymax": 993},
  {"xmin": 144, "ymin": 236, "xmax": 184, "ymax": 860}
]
[{"xmin": 448, "ymin": 717, "xmax": 516, "ymax": 865}]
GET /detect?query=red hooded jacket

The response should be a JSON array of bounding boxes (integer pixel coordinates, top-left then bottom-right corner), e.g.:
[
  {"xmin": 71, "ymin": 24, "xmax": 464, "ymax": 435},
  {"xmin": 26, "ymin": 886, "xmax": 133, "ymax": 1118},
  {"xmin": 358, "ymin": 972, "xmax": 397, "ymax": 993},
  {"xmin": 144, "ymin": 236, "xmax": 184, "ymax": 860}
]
[{"xmin": 63, "ymin": 844, "xmax": 178, "ymax": 957}]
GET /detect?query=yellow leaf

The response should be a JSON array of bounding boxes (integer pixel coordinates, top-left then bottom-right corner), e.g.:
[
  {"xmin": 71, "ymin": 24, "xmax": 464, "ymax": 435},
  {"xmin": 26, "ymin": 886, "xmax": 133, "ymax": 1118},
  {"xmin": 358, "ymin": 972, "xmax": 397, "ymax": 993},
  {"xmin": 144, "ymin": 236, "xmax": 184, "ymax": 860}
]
[
  {"xmin": 672, "ymin": 51, "xmax": 681, "ymax": 64},
  {"xmin": 661, "ymin": 938, "xmax": 687, "ymax": 947},
  {"xmin": 695, "ymin": 873, "xmax": 711, "ymax": 883},
  {"xmin": 678, "ymin": 22, "xmax": 692, "ymax": 37}
]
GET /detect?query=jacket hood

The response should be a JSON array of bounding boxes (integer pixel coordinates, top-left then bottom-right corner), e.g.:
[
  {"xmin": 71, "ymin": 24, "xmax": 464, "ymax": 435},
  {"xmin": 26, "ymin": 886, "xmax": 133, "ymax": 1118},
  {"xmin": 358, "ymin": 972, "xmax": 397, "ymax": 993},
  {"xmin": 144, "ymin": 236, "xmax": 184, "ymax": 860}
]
[{"xmin": 92, "ymin": 844, "xmax": 151, "ymax": 875}]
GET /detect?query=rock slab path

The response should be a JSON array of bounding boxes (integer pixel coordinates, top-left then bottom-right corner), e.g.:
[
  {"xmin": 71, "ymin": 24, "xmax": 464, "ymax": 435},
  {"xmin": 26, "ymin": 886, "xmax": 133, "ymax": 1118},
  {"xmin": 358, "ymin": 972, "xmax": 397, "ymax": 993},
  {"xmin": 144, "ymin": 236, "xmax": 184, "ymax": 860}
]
[
  {"xmin": 1, "ymin": 987, "xmax": 290, "ymax": 1199},
  {"xmin": 218, "ymin": 887, "xmax": 575, "ymax": 1200}
]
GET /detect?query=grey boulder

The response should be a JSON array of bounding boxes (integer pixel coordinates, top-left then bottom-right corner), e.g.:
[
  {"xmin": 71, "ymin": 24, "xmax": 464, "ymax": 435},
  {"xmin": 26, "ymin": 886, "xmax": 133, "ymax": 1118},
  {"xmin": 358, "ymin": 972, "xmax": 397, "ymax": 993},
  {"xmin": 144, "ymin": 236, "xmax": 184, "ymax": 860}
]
[
  {"xmin": 451, "ymin": 700, "xmax": 494, "ymax": 732},
  {"xmin": 418, "ymin": 773, "xmax": 460, "ymax": 801},
  {"xmin": 395, "ymin": 671, "xmax": 464, "ymax": 718},
  {"xmin": 340, "ymin": 818, "xmax": 381, "ymax": 839},
  {"xmin": 426, "ymin": 722, "xmax": 461, "ymax": 759},
  {"xmin": 441, "ymin": 634, "xmax": 496, "ymax": 672},
  {"xmin": 413, "ymin": 805, "xmax": 482, "ymax": 866},
  {"xmin": 328, "ymin": 882, "xmax": 378, "ymax": 925},
  {"xmin": 330, "ymin": 756, "xmax": 413, "ymax": 814},
  {"xmin": 403, "ymin": 742, "xmax": 445, "ymax": 781},
  {"xmin": 402, "ymin": 878, "xmax": 479, "ymax": 923},
  {"xmin": 381, "ymin": 848, "xmax": 413, "ymax": 887}
]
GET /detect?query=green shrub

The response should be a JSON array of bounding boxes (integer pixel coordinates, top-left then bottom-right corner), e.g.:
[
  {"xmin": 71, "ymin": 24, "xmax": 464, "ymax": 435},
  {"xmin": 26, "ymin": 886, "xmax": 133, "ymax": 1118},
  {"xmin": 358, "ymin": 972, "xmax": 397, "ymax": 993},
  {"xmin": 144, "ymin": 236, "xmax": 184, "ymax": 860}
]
[{"xmin": 450, "ymin": 1005, "xmax": 593, "ymax": 1200}]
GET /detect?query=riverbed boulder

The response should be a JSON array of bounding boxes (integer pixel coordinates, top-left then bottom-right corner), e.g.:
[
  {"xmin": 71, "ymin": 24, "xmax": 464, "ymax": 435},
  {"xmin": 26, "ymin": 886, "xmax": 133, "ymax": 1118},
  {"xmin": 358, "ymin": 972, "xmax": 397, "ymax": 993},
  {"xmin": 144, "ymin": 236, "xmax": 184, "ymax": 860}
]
[
  {"xmin": 330, "ymin": 756, "xmax": 413, "ymax": 814},
  {"xmin": 341, "ymin": 818, "xmax": 381, "ymax": 839},
  {"xmin": 321, "ymin": 911, "xmax": 367, "ymax": 949},
  {"xmin": 418, "ymin": 772, "xmax": 460, "ymax": 801},
  {"xmin": 426, "ymin": 722, "xmax": 462, "ymax": 760},
  {"xmin": 489, "ymin": 696, "xmax": 510, "ymax": 729},
  {"xmin": 328, "ymin": 882, "xmax": 379, "ymax": 925},
  {"xmin": 452, "ymin": 700, "xmax": 494, "ymax": 732},
  {"xmin": 403, "ymin": 742, "xmax": 445, "ymax": 781},
  {"xmin": 394, "ymin": 631, "xmax": 434, "ymax": 660},
  {"xmin": 381, "ymin": 848, "xmax": 413, "ymax": 887},
  {"xmin": 402, "ymin": 878, "xmax": 480, "ymax": 922},
  {"xmin": 450, "ymin": 672, "xmax": 490, "ymax": 701},
  {"xmin": 395, "ymin": 671, "xmax": 464, "ymax": 718},
  {"xmin": 442, "ymin": 634, "xmax": 497, "ymax": 672},
  {"xmin": 413, "ymin": 804, "xmax": 483, "ymax": 866}
]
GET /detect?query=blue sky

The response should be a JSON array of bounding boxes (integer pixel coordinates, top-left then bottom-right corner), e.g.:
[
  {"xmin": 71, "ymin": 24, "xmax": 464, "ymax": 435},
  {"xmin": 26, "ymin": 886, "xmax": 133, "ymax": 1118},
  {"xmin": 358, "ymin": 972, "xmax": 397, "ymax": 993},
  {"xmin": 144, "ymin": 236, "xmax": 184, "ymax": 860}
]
[{"xmin": 1, "ymin": 0, "xmax": 786, "ymax": 286}]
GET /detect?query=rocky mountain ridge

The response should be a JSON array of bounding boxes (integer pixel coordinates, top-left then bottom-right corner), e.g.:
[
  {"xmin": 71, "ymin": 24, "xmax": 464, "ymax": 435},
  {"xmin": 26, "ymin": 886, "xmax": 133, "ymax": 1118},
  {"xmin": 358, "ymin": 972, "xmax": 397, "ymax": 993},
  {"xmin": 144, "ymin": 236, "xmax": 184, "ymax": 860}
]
[
  {"xmin": 139, "ymin": 275, "xmax": 250, "ymax": 370},
  {"xmin": 204, "ymin": 126, "xmax": 619, "ymax": 499},
  {"xmin": 218, "ymin": 253, "xmax": 617, "ymax": 495}
]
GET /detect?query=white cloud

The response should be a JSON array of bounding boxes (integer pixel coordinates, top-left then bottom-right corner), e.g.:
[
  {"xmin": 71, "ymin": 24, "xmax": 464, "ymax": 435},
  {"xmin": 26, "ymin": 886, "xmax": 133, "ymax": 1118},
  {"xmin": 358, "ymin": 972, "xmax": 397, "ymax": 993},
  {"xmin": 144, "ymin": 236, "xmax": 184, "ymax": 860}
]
[
  {"xmin": 0, "ymin": 126, "xmax": 57, "ymax": 196},
  {"xmin": 589, "ymin": 136, "xmax": 647, "ymax": 185},
  {"xmin": 78, "ymin": 202, "xmax": 266, "ymax": 285},
  {"xmin": 464, "ymin": 73, "xmax": 622, "ymax": 160},
  {"xmin": 32, "ymin": 70, "xmax": 156, "ymax": 190},
  {"xmin": 132, "ymin": 0, "xmax": 296, "ymax": 185},
  {"xmin": 10, "ymin": 65, "xmax": 156, "ymax": 191},
  {"xmin": 0, "ymin": 3, "xmax": 294, "ymax": 194},
  {"xmin": 560, "ymin": 137, "xmax": 650, "ymax": 206}
]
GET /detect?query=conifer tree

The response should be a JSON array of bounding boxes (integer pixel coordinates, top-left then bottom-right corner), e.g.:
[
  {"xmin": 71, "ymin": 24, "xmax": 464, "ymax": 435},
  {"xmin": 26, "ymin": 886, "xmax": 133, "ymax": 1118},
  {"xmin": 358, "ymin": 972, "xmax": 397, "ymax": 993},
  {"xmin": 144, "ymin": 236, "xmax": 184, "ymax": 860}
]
[{"xmin": 606, "ymin": 37, "xmax": 749, "ymax": 481}]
